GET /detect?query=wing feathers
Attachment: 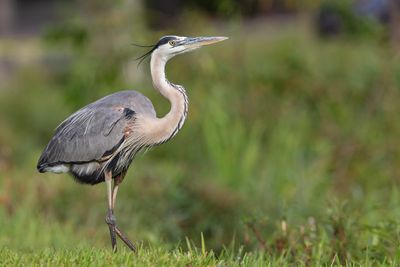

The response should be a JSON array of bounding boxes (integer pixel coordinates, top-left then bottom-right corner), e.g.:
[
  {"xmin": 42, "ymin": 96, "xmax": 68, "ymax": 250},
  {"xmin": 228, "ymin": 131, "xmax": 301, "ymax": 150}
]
[{"xmin": 37, "ymin": 90, "xmax": 156, "ymax": 172}]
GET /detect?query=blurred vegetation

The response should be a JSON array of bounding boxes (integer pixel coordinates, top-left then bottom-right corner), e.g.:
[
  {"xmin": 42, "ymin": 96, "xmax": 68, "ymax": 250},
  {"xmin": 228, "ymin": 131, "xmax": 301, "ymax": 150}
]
[
  {"xmin": 316, "ymin": 0, "xmax": 388, "ymax": 38},
  {"xmin": 1, "ymin": 0, "xmax": 400, "ymax": 265},
  {"xmin": 145, "ymin": 0, "xmax": 299, "ymax": 20}
]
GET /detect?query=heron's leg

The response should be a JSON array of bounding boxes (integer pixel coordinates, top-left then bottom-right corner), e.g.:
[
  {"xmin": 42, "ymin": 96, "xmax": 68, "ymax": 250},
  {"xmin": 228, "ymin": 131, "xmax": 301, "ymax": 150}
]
[
  {"xmin": 111, "ymin": 178, "xmax": 120, "ymax": 211},
  {"xmin": 105, "ymin": 171, "xmax": 117, "ymax": 252},
  {"xmin": 115, "ymin": 226, "xmax": 136, "ymax": 251},
  {"xmin": 111, "ymin": 174, "xmax": 136, "ymax": 252}
]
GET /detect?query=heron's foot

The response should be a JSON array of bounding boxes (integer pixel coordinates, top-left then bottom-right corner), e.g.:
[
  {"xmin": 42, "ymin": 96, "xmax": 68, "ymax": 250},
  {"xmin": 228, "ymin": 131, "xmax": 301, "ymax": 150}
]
[
  {"xmin": 105, "ymin": 212, "xmax": 136, "ymax": 252},
  {"xmin": 115, "ymin": 226, "xmax": 136, "ymax": 252},
  {"xmin": 105, "ymin": 212, "xmax": 117, "ymax": 253}
]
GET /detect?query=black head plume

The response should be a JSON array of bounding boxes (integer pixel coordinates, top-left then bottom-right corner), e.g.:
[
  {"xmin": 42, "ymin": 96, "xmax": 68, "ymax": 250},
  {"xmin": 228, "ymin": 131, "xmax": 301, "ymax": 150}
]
[
  {"xmin": 132, "ymin": 36, "xmax": 179, "ymax": 67},
  {"xmin": 135, "ymin": 47, "xmax": 157, "ymax": 67},
  {"xmin": 131, "ymin": 43, "xmax": 155, "ymax": 48},
  {"xmin": 132, "ymin": 42, "xmax": 157, "ymax": 67}
]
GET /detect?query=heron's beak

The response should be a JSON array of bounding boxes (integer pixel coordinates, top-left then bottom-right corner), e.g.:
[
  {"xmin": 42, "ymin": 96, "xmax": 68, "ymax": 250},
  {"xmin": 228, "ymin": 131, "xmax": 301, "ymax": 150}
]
[{"xmin": 181, "ymin": 36, "xmax": 228, "ymax": 49}]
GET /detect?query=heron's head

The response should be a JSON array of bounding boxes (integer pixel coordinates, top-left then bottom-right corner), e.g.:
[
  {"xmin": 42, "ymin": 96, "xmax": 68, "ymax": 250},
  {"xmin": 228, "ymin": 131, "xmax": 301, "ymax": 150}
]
[{"xmin": 136, "ymin": 35, "xmax": 228, "ymax": 64}]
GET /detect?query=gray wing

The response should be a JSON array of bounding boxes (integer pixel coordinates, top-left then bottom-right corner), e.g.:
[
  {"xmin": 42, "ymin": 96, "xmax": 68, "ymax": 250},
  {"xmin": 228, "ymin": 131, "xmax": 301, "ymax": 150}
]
[{"xmin": 37, "ymin": 90, "xmax": 155, "ymax": 169}]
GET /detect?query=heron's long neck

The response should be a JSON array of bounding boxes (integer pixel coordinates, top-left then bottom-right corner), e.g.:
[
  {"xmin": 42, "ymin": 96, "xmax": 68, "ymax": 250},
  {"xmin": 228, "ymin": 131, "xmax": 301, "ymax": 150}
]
[{"xmin": 147, "ymin": 53, "xmax": 188, "ymax": 144}]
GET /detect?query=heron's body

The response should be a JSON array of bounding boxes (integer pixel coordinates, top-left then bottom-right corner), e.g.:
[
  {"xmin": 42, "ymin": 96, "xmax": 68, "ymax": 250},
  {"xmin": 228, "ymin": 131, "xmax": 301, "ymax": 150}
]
[
  {"xmin": 37, "ymin": 35, "xmax": 227, "ymax": 252},
  {"xmin": 38, "ymin": 90, "xmax": 156, "ymax": 184}
]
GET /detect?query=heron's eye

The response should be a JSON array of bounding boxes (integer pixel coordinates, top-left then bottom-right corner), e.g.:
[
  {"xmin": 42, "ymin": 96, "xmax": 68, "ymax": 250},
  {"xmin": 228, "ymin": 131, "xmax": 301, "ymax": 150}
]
[{"xmin": 169, "ymin": 40, "xmax": 176, "ymax": 46}]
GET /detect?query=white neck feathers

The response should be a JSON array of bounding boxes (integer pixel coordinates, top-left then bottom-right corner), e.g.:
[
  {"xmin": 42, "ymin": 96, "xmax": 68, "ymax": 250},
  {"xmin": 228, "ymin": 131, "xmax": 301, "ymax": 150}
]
[{"xmin": 140, "ymin": 50, "xmax": 188, "ymax": 145}]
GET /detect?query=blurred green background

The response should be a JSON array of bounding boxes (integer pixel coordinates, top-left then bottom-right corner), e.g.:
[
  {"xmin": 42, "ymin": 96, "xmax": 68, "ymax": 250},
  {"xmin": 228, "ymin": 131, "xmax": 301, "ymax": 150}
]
[{"xmin": 1, "ymin": 0, "xmax": 400, "ymax": 264}]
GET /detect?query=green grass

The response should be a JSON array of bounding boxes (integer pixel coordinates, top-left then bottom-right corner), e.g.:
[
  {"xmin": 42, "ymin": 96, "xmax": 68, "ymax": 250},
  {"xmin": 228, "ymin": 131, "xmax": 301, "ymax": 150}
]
[
  {"xmin": 1, "ymin": 196, "xmax": 400, "ymax": 265},
  {"xmin": 0, "ymin": 247, "xmax": 286, "ymax": 267},
  {"xmin": 1, "ymin": 245, "xmax": 399, "ymax": 266}
]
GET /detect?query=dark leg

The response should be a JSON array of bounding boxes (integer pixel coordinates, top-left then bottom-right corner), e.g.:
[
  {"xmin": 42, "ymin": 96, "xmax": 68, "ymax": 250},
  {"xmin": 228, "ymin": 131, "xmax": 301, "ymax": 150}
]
[
  {"xmin": 111, "ymin": 173, "xmax": 137, "ymax": 252},
  {"xmin": 115, "ymin": 226, "xmax": 136, "ymax": 251},
  {"xmin": 105, "ymin": 171, "xmax": 117, "ymax": 252}
]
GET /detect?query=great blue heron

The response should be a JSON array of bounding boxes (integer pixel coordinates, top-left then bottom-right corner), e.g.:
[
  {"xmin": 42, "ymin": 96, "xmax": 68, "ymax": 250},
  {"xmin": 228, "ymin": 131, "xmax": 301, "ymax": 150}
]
[{"xmin": 37, "ymin": 35, "xmax": 227, "ymax": 252}]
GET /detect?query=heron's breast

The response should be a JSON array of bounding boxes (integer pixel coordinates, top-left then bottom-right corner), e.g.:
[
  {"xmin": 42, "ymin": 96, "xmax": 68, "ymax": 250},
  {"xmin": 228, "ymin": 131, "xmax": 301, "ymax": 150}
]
[{"xmin": 133, "ymin": 115, "xmax": 175, "ymax": 145}]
